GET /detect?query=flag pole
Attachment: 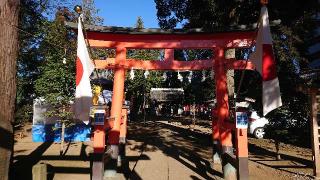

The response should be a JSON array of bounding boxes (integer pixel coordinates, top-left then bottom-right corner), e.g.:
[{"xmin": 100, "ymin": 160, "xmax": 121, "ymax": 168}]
[
  {"xmin": 74, "ymin": 5, "xmax": 108, "ymax": 180},
  {"xmin": 74, "ymin": 5, "xmax": 108, "ymax": 106}
]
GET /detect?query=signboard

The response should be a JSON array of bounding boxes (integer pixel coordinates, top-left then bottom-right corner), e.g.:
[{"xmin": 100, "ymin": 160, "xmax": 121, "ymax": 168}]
[
  {"xmin": 236, "ymin": 111, "xmax": 248, "ymax": 129},
  {"xmin": 150, "ymin": 88, "xmax": 184, "ymax": 102},
  {"xmin": 94, "ymin": 109, "xmax": 105, "ymax": 125}
]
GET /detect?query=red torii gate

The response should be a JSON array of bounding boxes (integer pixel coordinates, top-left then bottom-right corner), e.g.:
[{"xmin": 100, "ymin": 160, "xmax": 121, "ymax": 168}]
[{"xmin": 68, "ymin": 21, "xmax": 256, "ymax": 179}]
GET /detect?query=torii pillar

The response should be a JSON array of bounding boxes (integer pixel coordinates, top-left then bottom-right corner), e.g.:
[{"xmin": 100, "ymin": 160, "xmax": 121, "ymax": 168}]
[
  {"xmin": 214, "ymin": 47, "xmax": 237, "ymax": 179},
  {"xmin": 104, "ymin": 46, "xmax": 126, "ymax": 176}
]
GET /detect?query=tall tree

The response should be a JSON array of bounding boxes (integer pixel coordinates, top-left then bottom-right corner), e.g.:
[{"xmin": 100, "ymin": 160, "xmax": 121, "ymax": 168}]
[
  {"xmin": 0, "ymin": 1, "xmax": 20, "ymax": 180},
  {"xmin": 15, "ymin": 0, "xmax": 46, "ymax": 124},
  {"xmin": 125, "ymin": 16, "xmax": 163, "ymax": 119},
  {"xmin": 33, "ymin": 1, "xmax": 102, "ymax": 153},
  {"xmin": 35, "ymin": 7, "xmax": 77, "ymax": 106},
  {"xmin": 82, "ymin": 0, "xmax": 103, "ymax": 25},
  {"xmin": 135, "ymin": 16, "xmax": 144, "ymax": 29}
]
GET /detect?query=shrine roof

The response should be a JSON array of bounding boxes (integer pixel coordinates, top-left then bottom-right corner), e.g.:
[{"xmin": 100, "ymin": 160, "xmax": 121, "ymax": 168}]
[{"xmin": 65, "ymin": 21, "xmax": 260, "ymax": 35}]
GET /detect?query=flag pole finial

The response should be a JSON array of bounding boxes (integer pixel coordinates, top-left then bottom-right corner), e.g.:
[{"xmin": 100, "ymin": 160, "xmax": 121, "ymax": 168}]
[
  {"xmin": 74, "ymin": 5, "xmax": 82, "ymax": 15},
  {"xmin": 260, "ymin": 0, "xmax": 268, "ymax": 5}
]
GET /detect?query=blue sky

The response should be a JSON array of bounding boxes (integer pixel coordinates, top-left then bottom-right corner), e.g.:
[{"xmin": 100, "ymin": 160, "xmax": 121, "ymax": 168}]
[{"xmin": 94, "ymin": 0, "xmax": 159, "ymax": 28}]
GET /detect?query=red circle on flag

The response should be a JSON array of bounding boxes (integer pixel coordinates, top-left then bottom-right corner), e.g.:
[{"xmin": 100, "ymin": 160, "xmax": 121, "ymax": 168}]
[
  {"xmin": 262, "ymin": 44, "xmax": 277, "ymax": 81},
  {"xmin": 76, "ymin": 57, "xmax": 84, "ymax": 86}
]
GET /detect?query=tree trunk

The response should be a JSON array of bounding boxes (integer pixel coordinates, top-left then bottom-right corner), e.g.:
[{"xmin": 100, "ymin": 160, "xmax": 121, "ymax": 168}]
[
  {"xmin": 60, "ymin": 121, "xmax": 65, "ymax": 155},
  {"xmin": 0, "ymin": 1, "xmax": 20, "ymax": 180},
  {"xmin": 226, "ymin": 49, "xmax": 235, "ymax": 121}
]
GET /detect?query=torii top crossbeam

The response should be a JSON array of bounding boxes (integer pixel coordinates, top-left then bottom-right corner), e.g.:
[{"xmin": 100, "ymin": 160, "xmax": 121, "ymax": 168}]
[{"xmin": 66, "ymin": 22, "xmax": 255, "ymax": 71}]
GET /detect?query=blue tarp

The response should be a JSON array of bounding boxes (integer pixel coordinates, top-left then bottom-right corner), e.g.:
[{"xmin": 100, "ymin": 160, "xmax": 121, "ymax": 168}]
[{"xmin": 32, "ymin": 123, "xmax": 91, "ymax": 142}]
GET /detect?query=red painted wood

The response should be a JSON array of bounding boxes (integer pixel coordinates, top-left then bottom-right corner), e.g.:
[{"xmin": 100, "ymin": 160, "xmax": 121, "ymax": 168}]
[
  {"xmin": 87, "ymin": 31, "xmax": 255, "ymax": 42},
  {"xmin": 93, "ymin": 125, "xmax": 105, "ymax": 153},
  {"xmin": 164, "ymin": 49, "xmax": 174, "ymax": 61},
  {"xmin": 120, "ymin": 109, "xmax": 127, "ymax": 139},
  {"xmin": 89, "ymin": 40, "xmax": 219, "ymax": 49},
  {"xmin": 236, "ymin": 128, "xmax": 248, "ymax": 157},
  {"xmin": 87, "ymin": 31, "xmax": 255, "ymax": 49},
  {"xmin": 214, "ymin": 47, "xmax": 233, "ymax": 147},
  {"xmin": 227, "ymin": 60, "xmax": 255, "ymax": 70},
  {"xmin": 93, "ymin": 59, "xmax": 255, "ymax": 71},
  {"xmin": 108, "ymin": 47, "xmax": 126, "ymax": 145},
  {"xmin": 89, "ymin": 39, "xmax": 253, "ymax": 49}
]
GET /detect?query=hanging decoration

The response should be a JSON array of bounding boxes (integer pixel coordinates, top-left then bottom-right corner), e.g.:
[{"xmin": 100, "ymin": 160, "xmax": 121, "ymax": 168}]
[
  {"xmin": 144, "ymin": 70, "xmax": 149, "ymax": 79},
  {"xmin": 130, "ymin": 68, "xmax": 135, "ymax": 80},
  {"xmin": 178, "ymin": 71, "xmax": 183, "ymax": 82},
  {"xmin": 62, "ymin": 48, "xmax": 67, "ymax": 64},
  {"xmin": 162, "ymin": 71, "xmax": 167, "ymax": 81},
  {"xmin": 188, "ymin": 71, "xmax": 193, "ymax": 83},
  {"xmin": 201, "ymin": 70, "xmax": 206, "ymax": 82},
  {"xmin": 62, "ymin": 57, "xmax": 67, "ymax": 64}
]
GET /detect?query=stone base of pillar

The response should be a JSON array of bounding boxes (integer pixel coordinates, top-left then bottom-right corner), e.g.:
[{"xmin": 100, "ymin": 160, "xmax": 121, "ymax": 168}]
[
  {"xmin": 91, "ymin": 153, "xmax": 104, "ymax": 180},
  {"xmin": 237, "ymin": 157, "xmax": 249, "ymax": 180},
  {"xmin": 212, "ymin": 141, "xmax": 222, "ymax": 164},
  {"xmin": 222, "ymin": 146, "xmax": 237, "ymax": 180}
]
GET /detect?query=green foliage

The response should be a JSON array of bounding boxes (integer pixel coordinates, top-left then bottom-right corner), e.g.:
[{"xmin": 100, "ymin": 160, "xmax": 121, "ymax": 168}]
[
  {"xmin": 81, "ymin": 0, "xmax": 103, "ymax": 25},
  {"xmin": 135, "ymin": 16, "xmax": 144, "ymax": 29},
  {"xmin": 33, "ymin": 7, "xmax": 77, "ymax": 124},
  {"xmin": 17, "ymin": 0, "xmax": 45, "ymax": 109},
  {"xmin": 124, "ymin": 17, "xmax": 164, "ymax": 117},
  {"xmin": 17, "ymin": 0, "xmax": 102, "ymax": 125},
  {"xmin": 155, "ymin": 0, "xmax": 318, "ymax": 29},
  {"xmin": 14, "ymin": 104, "xmax": 33, "ymax": 125},
  {"xmin": 35, "ymin": 12, "xmax": 77, "ymax": 107}
]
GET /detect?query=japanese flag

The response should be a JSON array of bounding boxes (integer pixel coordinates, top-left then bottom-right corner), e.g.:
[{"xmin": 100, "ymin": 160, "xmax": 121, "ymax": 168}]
[
  {"xmin": 74, "ymin": 17, "xmax": 95, "ymax": 124},
  {"xmin": 250, "ymin": 6, "xmax": 282, "ymax": 116}
]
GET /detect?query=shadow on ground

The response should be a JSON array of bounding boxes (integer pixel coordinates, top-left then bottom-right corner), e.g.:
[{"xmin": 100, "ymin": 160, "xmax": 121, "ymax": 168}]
[
  {"xmin": 123, "ymin": 121, "xmax": 313, "ymax": 179},
  {"xmin": 11, "ymin": 142, "xmax": 91, "ymax": 180},
  {"xmin": 248, "ymin": 142, "xmax": 313, "ymax": 178},
  {"xmin": 124, "ymin": 121, "xmax": 222, "ymax": 179},
  {"xmin": 11, "ymin": 120, "xmax": 313, "ymax": 180}
]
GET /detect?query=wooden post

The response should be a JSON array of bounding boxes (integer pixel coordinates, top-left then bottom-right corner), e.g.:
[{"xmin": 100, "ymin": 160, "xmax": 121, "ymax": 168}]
[
  {"xmin": 235, "ymin": 121, "xmax": 249, "ymax": 180},
  {"xmin": 214, "ymin": 47, "xmax": 236, "ymax": 180},
  {"xmin": 32, "ymin": 163, "xmax": 47, "ymax": 180},
  {"xmin": 60, "ymin": 121, "xmax": 65, "ymax": 155},
  {"xmin": 92, "ymin": 153, "xmax": 104, "ymax": 180},
  {"xmin": 118, "ymin": 108, "xmax": 128, "ymax": 167},
  {"xmin": 310, "ymin": 90, "xmax": 320, "ymax": 178},
  {"xmin": 92, "ymin": 106, "xmax": 106, "ymax": 180}
]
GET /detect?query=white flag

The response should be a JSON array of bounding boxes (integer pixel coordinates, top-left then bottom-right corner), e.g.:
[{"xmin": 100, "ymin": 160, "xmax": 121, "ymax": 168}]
[
  {"xmin": 74, "ymin": 17, "xmax": 95, "ymax": 124},
  {"xmin": 250, "ymin": 6, "xmax": 282, "ymax": 116}
]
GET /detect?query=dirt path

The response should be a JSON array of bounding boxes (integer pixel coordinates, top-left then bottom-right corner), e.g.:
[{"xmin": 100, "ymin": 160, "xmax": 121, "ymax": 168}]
[{"xmin": 12, "ymin": 121, "xmax": 314, "ymax": 180}]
